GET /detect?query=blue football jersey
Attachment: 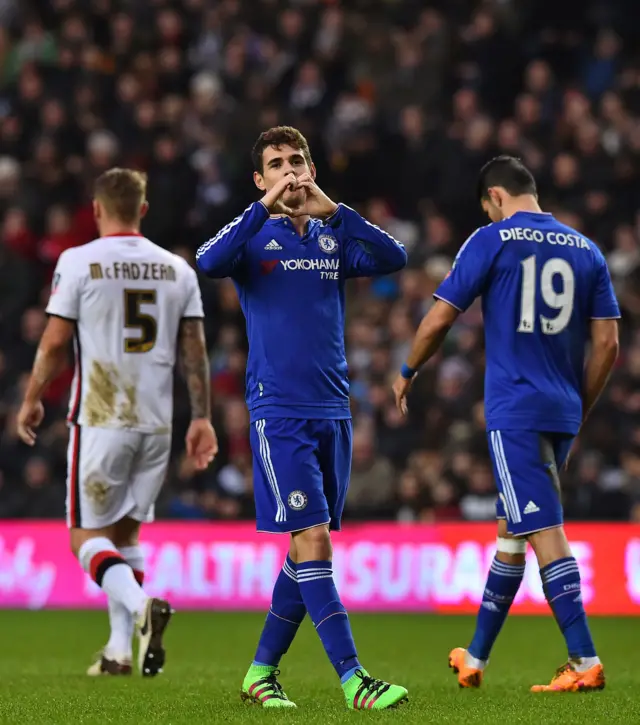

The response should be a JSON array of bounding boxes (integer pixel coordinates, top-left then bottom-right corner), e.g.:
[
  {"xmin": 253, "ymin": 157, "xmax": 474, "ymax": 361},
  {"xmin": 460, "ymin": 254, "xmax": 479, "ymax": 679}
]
[
  {"xmin": 196, "ymin": 202, "xmax": 407, "ymax": 421},
  {"xmin": 435, "ymin": 211, "xmax": 620, "ymax": 434}
]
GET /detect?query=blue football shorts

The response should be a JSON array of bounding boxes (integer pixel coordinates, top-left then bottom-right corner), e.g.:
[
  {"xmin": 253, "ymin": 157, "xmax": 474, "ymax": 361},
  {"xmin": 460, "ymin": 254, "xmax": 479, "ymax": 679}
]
[
  {"xmin": 249, "ymin": 417, "xmax": 352, "ymax": 534},
  {"xmin": 488, "ymin": 429, "xmax": 574, "ymax": 537}
]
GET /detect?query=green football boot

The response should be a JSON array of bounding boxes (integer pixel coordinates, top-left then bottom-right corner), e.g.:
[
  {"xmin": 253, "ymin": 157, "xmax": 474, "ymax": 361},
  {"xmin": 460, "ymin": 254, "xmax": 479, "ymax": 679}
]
[
  {"xmin": 343, "ymin": 668, "xmax": 408, "ymax": 710},
  {"xmin": 241, "ymin": 665, "xmax": 297, "ymax": 708}
]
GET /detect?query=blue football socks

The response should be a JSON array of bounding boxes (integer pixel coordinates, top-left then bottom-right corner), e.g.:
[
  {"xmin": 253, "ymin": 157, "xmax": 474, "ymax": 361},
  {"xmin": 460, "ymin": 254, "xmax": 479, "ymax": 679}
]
[
  {"xmin": 540, "ymin": 557, "xmax": 597, "ymax": 659},
  {"xmin": 296, "ymin": 560, "xmax": 361, "ymax": 681},
  {"xmin": 468, "ymin": 556, "xmax": 525, "ymax": 661},
  {"xmin": 253, "ymin": 555, "xmax": 306, "ymax": 667}
]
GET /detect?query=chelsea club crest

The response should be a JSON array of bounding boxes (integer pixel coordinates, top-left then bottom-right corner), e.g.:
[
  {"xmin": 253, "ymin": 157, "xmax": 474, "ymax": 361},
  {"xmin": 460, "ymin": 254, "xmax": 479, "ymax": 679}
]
[
  {"xmin": 288, "ymin": 490, "xmax": 308, "ymax": 510},
  {"xmin": 318, "ymin": 234, "xmax": 338, "ymax": 254}
]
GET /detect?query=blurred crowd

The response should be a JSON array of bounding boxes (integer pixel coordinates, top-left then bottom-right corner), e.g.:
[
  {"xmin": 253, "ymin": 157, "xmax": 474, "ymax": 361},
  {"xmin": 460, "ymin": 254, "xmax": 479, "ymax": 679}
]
[{"xmin": 1, "ymin": 0, "xmax": 639, "ymax": 524}]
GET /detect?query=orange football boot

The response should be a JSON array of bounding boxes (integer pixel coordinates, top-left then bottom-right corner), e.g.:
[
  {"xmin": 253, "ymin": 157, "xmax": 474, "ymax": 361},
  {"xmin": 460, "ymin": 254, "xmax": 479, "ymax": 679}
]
[
  {"xmin": 448, "ymin": 647, "xmax": 483, "ymax": 688},
  {"xmin": 530, "ymin": 661, "xmax": 605, "ymax": 692}
]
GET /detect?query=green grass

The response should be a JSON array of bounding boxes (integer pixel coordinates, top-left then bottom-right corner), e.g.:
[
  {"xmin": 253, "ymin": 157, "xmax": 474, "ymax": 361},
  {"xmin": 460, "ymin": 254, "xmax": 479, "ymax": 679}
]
[{"xmin": 0, "ymin": 612, "xmax": 638, "ymax": 724}]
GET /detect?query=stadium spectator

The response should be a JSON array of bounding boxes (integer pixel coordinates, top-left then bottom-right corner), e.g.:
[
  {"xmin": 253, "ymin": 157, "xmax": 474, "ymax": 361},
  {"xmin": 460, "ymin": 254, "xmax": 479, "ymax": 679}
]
[{"xmin": 0, "ymin": 0, "xmax": 638, "ymax": 522}]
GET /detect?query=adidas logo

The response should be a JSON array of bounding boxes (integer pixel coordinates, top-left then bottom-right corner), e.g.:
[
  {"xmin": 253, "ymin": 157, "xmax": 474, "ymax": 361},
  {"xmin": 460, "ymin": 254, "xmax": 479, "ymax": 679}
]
[
  {"xmin": 523, "ymin": 500, "xmax": 540, "ymax": 515},
  {"xmin": 264, "ymin": 239, "xmax": 283, "ymax": 250}
]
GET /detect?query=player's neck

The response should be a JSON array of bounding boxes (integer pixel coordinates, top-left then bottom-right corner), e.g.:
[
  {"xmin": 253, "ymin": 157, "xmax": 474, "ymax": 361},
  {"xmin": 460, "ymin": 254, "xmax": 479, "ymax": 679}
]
[
  {"xmin": 98, "ymin": 221, "xmax": 141, "ymax": 238},
  {"xmin": 503, "ymin": 196, "xmax": 543, "ymax": 219},
  {"xmin": 288, "ymin": 214, "xmax": 311, "ymax": 236}
]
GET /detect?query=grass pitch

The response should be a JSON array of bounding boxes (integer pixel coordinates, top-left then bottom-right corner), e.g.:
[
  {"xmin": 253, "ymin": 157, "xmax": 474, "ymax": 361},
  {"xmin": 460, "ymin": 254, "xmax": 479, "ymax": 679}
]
[{"xmin": 0, "ymin": 611, "xmax": 638, "ymax": 724}]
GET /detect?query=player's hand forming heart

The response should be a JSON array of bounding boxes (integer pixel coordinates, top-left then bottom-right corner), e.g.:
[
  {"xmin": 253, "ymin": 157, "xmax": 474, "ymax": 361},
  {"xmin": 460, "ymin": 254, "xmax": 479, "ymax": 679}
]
[
  {"xmin": 291, "ymin": 173, "xmax": 339, "ymax": 218},
  {"xmin": 261, "ymin": 173, "xmax": 301, "ymax": 216},
  {"xmin": 392, "ymin": 374, "xmax": 413, "ymax": 416}
]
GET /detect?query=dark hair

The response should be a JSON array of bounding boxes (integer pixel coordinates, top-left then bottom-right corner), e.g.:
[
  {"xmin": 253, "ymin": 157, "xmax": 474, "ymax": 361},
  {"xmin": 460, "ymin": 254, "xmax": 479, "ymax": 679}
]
[
  {"xmin": 251, "ymin": 126, "xmax": 312, "ymax": 173},
  {"xmin": 476, "ymin": 155, "xmax": 537, "ymax": 202}
]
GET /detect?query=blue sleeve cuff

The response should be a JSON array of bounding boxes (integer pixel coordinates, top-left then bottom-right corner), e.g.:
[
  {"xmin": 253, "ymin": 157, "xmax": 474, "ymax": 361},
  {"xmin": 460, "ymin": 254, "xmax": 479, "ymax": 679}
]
[
  {"xmin": 325, "ymin": 204, "xmax": 344, "ymax": 228},
  {"xmin": 256, "ymin": 200, "xmax": 271, "ymax": 217},
  {"xmin": 433, "ymin": 292, "xmax": 464, "ymax": 313}
]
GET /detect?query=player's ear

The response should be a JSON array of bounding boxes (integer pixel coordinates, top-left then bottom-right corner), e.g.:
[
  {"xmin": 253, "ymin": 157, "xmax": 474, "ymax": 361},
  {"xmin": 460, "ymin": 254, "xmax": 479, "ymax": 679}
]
[
  {"xmin": 310, "ymin": 162, "xmax": 317, "ymax": 180},
  {"xmin": 92, "ymin": 199, "xmax": 101, "ymax": 221},
  {"xmin": 139, "ymin": 200, "xmax": 149, "ymax": 219},
  {"xmin": 253, "ymin": 171, "xmax": 266, "ymax": 192}
]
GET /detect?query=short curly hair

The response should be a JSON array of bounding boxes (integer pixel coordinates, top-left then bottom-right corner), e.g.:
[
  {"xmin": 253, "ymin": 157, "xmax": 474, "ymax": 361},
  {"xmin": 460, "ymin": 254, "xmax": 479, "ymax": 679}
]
[{"xmin": 251, "ymin": 126, "xmax": 312, "ymax": 173}]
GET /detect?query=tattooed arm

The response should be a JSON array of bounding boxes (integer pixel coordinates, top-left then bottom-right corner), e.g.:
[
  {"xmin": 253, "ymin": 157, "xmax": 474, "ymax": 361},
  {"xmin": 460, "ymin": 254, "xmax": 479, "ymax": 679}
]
[
  {"xmin": 177, "ymin": 318, "xmax": 211, "ymax": 420},
  {"xmin": 178, "ymin": 317, "xmax": 218, "ymax": 468},
  {"xmin": 18, "ymin": 316, "xmax": 74, "ymax": 445}
]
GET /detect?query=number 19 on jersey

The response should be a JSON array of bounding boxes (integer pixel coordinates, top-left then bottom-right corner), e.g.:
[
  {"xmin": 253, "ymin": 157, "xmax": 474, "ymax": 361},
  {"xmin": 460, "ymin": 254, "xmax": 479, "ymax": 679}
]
[{"xmin": 517, "ymin": 256, "xmax": 575, "ymax": 335}]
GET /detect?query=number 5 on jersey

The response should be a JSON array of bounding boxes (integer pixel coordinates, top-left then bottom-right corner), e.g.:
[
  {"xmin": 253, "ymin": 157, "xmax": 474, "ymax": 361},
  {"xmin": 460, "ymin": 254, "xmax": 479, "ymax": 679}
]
[
  {"xmin": 518, "ymin": 256, "xmax": 575, "ymax": 335},
  {"xmin": 124, "ymin": 289, "xmax": 157, "ymax": 353}
]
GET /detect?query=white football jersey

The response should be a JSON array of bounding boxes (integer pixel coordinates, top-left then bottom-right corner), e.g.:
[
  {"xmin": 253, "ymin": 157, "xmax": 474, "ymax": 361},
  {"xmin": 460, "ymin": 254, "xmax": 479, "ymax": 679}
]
[{"xmin": 46, "ymin": 234, "xmax": 204, "ymax": 433}]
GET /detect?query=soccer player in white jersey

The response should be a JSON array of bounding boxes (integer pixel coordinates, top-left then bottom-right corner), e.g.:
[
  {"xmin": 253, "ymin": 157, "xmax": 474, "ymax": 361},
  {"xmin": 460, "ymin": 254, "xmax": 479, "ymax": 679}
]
[{"xmin": 17, "ymin": 168, "xmax": 218, "ymax": 676}]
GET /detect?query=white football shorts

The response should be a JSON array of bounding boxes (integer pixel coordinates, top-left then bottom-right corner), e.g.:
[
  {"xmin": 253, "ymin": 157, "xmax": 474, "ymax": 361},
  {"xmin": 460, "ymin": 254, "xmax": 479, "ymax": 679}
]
[{"xmin": 65, "ymin": 424, "xmax": 171, "ymax": 529}]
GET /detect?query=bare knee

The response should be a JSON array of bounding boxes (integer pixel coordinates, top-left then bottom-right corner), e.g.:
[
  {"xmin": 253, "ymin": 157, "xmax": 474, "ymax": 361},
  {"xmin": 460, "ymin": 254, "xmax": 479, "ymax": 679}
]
[
  {"xmin": 111, "ymin": 517, "xmax": 141, "ymax": 548},
  {"xmin": 291, "ymin": 525, "xmax": 332, "ymax": 563},
  {"xmin": 495, "ymin": 519, "xmax": 527, "ymax": 566},
  {"xmin": 527, "ymin": 526, "xmax": 571, "ymax": 568},
  {"xmin": 69, "ymin": 517, "xmax": 140, "ymax": 559},
  {"xmin": 69, "ymin": 527, "xmax": 106, "ymax": 559}
]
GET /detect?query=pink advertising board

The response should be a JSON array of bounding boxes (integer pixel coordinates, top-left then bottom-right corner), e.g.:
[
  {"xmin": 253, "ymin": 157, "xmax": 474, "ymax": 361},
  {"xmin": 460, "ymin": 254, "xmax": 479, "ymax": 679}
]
[{"xmin": 1, "ymin": 521, "xmax": 639, "ymax": 613}]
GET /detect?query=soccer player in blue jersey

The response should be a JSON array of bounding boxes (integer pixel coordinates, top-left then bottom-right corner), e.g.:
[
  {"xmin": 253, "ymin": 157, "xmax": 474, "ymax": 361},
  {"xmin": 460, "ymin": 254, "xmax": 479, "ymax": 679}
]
[
  {"xmin": 393, "ymin": 156, "xmax": 620, "ymax": 693},
  {"xmin": 196, "ymin": 126, "xmax": 409, "ymax": 709}
]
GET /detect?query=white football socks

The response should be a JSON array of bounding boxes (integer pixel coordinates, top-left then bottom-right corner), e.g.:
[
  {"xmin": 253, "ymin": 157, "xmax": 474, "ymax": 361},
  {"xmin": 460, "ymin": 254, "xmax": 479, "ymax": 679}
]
[
  {"xmin": 105, "ymin": 546, "xmax": 145, "ymax": 659},
  {"xmin": 78, "ymin": 537, "xmax": 148, "ymax": 620},
  {"xmin": 572, "ymin": 656, "xmax": 601, "ymax": 672},
  {"xmin": 465, "ymin": 651, "xmax": 487, "ymax": 671},
  {"xmin": 106, "ymin": 597, "xmax": 133, "ymax": 660},
  {"xmin": 101, "ymin": 565, "xmax": 148, "ymax": 618}
]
